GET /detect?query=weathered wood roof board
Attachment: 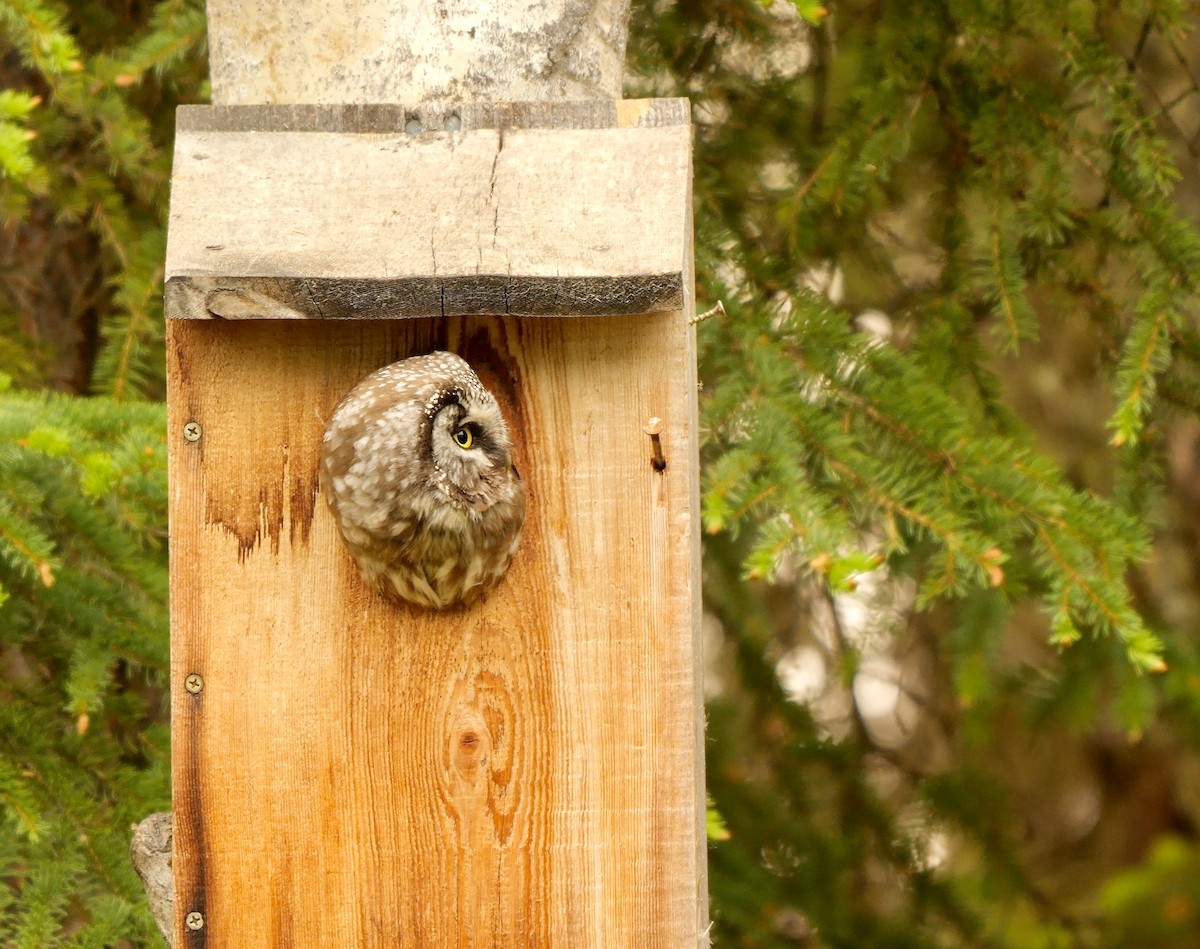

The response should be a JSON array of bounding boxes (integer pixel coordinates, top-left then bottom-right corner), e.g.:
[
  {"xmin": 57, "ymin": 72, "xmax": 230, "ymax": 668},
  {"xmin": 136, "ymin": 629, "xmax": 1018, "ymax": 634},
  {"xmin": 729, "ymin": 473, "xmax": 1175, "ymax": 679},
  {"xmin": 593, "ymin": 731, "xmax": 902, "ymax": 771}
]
[
  {"xmin": 174, "ymin": 98, "xmax": 691, "ymax": 133},
  {"xmin": 166, "ymin": 101, "xmax": 692, "ymax": 319}
]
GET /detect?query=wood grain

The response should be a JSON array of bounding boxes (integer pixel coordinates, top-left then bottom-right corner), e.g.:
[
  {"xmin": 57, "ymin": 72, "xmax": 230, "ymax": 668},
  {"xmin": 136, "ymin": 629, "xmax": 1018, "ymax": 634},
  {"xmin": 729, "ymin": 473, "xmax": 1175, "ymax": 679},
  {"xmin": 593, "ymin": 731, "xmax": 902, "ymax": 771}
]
[
  {"xmin": 167, "ymin": 314, "xmax": 705, "ymax": 946},
  {"xmin": 165, "ymin": 273, "xmax": 684, "ymax": 321},
  {"xmin": 174, "ymin": 99, "xmax": 691, "ymax": 134},
  {"xmin": 165, "ymin": 116, "xmax": 691, "ymax": 319}
]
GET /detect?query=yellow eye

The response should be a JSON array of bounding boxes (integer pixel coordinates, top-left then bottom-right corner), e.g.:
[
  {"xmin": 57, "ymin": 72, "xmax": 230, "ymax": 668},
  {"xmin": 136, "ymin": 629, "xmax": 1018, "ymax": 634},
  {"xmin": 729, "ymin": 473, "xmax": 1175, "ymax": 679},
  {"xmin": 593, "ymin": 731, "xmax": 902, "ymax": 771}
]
[{"xmin": 453, "ymin": 427, "xmax": 474, "ymax": 449}]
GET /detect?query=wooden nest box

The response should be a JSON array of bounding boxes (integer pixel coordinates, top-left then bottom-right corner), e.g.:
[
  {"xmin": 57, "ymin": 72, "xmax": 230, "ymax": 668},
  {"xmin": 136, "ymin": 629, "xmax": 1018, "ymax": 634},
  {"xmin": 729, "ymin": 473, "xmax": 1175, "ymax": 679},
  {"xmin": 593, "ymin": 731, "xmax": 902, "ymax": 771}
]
[{"xmin": 164, "ymin": 97, "xmax": 706, "ymax": 946}]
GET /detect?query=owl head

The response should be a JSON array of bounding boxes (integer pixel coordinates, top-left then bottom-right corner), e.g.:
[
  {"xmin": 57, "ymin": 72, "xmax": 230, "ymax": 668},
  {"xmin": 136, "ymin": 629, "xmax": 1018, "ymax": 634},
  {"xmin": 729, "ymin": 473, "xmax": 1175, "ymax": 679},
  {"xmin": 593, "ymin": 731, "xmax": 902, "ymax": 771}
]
[{"xmin": 321, "ymin": 351, "xmax": 526, "ymax": 609}]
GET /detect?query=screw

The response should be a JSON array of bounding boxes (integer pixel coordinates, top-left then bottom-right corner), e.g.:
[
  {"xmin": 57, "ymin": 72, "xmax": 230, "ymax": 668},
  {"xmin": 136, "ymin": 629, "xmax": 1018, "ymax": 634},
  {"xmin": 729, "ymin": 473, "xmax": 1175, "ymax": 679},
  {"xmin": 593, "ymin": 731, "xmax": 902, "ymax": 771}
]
[
  {"xmin": 185, "ymin": 911, "xmax": 204, "ymax": 931},
  {"xmin": 183, "ymin": 421, "xmax": 202, "ymax": 442},
  {"xmin": 184, "ymin": 673, "xmax": 204, "ymax": 695},
  {"xmin": 691, "ymin": 299, "xmax": 726, "ymax": 325},
  {"xmin": 643, "ymin": 417, "xmax": 667, "ymax": 473}
]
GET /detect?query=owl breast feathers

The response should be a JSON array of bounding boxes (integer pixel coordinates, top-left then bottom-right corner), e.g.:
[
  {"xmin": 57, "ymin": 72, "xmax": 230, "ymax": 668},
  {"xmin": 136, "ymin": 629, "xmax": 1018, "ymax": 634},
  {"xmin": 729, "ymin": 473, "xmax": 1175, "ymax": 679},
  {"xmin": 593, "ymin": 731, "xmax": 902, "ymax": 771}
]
[{"xmin": 320, "ymin": 351, "xmax": 525, "ymax": 609}]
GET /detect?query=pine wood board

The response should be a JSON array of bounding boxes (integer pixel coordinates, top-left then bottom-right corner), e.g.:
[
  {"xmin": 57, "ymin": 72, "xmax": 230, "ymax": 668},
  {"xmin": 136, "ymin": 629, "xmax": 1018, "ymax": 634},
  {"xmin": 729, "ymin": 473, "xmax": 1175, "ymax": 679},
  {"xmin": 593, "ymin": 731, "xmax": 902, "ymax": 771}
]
[
  {"xmin": 166, "ymin": 314, "xmax": 706, "ymax": 946},
  {"xmin": 165, "ymin": 106, "xmax": 691, "ymax": 320}
]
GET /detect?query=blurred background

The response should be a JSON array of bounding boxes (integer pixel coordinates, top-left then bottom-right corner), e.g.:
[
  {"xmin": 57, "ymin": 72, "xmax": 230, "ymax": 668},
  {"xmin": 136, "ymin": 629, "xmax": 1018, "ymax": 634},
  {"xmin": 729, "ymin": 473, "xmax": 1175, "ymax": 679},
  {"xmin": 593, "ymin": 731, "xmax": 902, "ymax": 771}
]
[{"xmin": 4, "ymin": 0, "xmax": 1200, "ymax": 944}]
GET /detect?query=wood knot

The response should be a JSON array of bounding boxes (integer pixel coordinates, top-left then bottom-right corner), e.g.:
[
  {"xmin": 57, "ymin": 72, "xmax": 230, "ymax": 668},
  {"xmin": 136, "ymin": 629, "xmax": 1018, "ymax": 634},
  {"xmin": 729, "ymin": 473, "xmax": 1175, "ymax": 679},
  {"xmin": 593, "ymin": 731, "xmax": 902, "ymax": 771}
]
[
  {"xmin": 442, "ymin": 668, "xmax": 520, "ymax": 844},
  {"xmin": 453, "ymin": 720, "xmax": 489, "ymax": 777}
]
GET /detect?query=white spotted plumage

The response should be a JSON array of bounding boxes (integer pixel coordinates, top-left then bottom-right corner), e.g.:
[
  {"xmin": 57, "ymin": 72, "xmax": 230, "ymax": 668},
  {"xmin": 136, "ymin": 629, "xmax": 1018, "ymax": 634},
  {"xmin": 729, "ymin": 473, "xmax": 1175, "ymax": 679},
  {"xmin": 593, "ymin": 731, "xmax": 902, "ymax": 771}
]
[{"xmin": 320, "ymin": 351, "xmax": 525, "ymax": 609}]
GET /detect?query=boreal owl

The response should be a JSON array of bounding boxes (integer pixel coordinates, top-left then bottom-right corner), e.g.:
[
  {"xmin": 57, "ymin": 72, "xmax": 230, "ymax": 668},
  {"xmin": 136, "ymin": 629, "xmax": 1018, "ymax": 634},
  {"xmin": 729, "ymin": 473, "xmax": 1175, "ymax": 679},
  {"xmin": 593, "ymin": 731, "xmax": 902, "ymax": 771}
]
[{"xmin": 320, "ymin": 351, "xmax": 525, "ymax": 609}]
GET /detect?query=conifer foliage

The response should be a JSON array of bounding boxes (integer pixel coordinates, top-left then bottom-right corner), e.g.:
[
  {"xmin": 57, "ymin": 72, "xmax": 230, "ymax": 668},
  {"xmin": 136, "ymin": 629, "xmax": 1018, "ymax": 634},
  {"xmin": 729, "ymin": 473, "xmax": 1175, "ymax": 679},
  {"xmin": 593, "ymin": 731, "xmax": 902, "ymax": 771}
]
[
  {"xmin": 0, "ymin": 1, "xmax": 201, "ymax": 942},
  {"xmin": 0, "ymin": 0, "xmax": 207, "ymax": 396},
  {"xmin": 0, "ymin": 377, "xmax": 168, "ymax": 945},
  {"xmin": 631, "ymin": 0, "xmax": 1200, "ymax": 944}
]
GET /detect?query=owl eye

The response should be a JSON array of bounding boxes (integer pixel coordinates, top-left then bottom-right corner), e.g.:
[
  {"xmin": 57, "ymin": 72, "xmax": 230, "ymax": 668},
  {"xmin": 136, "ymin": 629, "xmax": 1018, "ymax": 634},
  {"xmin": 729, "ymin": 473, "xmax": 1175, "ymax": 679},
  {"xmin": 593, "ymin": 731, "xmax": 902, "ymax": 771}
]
[{"xmin": 453, "ymin": 427, "xmax": 475, "ymax": 449}]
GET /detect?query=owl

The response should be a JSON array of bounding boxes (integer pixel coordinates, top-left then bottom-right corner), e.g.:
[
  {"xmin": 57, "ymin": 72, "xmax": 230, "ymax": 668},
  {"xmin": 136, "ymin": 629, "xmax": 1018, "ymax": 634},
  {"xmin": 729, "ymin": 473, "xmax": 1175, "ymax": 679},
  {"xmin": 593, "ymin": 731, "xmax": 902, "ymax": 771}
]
[{"xmin": 320, "ymin": 351, "xmax": 525, "ymax": 609}]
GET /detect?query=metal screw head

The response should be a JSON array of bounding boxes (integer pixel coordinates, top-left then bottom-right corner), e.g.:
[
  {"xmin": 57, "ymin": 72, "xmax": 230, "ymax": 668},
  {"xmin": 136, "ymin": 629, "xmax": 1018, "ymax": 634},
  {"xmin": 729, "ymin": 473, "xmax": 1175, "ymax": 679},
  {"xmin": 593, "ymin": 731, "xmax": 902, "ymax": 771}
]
[
  {"xmin": 185, "ymin": 911, "xmax": 204, "ymax": 931},
  {"xmin": 184, "ymin": 673, "xmax": 204, "ymax": 695},
  {"xmin": 183, "ymin": 421, "xmax": 202, "ymax": 442}
]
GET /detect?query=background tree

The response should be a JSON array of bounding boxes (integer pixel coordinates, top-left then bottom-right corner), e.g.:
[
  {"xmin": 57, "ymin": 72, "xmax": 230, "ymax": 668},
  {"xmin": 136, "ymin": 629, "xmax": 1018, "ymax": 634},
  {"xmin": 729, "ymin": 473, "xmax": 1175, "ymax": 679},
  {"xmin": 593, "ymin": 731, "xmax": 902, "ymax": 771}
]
[
  {"xmin": 630, "ymin": 0, "xmax": 1200, "ymax": 944},
  {"xmin": 5, "ymin": 0, "xmax": 1200, "ymax": 945},
  {"xmin": 1, "ymin": 1, "xmax": 203, "ymax": 943}
]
